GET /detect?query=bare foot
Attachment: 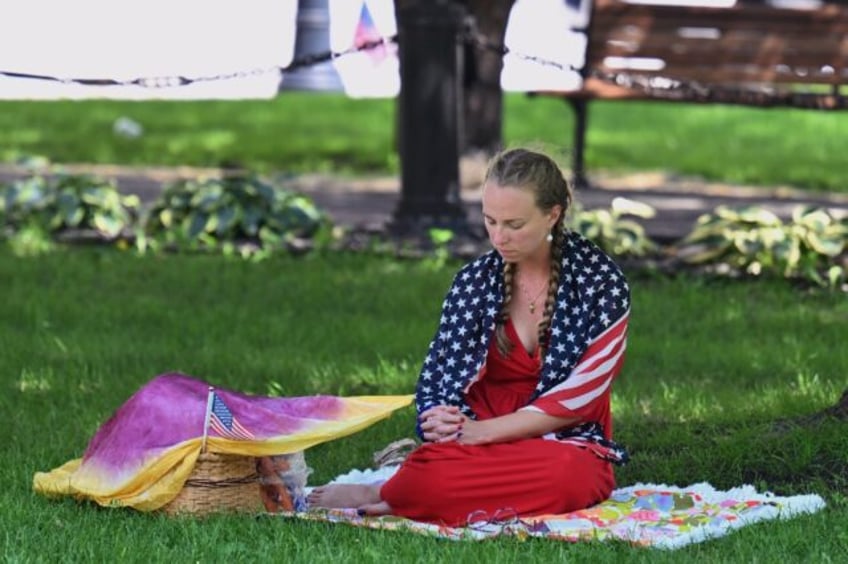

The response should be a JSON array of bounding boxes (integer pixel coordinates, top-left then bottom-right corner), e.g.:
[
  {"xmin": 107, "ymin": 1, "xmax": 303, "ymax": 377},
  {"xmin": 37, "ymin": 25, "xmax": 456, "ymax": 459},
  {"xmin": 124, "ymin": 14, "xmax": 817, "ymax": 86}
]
[
  {"xmin": 307, "ymin": 483, "xmax": 382, "ymax": 509},
  {"xmin": 358, "ymin": 500, "xmax": 392, "ymax": 516}
]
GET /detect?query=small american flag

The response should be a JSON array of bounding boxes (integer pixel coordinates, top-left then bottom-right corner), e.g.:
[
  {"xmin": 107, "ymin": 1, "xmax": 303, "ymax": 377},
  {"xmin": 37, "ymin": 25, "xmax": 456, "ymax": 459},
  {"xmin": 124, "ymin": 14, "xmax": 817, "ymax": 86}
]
[
  {"xmin": 354, "ymin": 2, "xmax": 391, "ymax": 64},
  {"xmin": 209, "ymin": 391, "xmax": 255, "ymax": 440}
]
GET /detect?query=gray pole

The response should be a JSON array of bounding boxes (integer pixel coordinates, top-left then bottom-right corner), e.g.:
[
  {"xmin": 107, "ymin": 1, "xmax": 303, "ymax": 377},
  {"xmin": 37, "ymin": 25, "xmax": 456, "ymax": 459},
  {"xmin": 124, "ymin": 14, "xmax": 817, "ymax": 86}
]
[
  {"xmin": 279, "ymin": 0, "xmax": 344, "ymax": 92},
  {"xmin": 392, "ymin": 0, "xmax": 470, "ymax": 235}
]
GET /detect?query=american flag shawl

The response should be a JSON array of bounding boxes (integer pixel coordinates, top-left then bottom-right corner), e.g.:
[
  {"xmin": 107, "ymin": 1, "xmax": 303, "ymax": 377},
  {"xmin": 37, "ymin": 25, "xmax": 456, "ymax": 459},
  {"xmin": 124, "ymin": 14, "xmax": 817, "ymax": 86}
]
[{"xmin": 415, "ymin": 230, "xmax": 630, "ymax": 463}]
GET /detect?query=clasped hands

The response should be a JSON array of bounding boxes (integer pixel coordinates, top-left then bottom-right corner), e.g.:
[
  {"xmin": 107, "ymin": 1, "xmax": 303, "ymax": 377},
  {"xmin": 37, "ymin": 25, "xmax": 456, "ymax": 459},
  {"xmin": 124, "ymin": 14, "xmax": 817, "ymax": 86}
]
[
  {"xmin": 419, "ymin": 405, "xmax": 484, "ymax": 445},
  {"xmin": 420, "ymin": 404, "xmax": 571, "ymax": 446}
]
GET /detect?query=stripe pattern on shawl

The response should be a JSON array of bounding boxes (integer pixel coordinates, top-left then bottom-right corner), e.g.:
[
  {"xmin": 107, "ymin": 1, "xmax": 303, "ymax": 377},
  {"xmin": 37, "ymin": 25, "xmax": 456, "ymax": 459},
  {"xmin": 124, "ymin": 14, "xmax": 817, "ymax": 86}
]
[{"xmin": 529, "ymin": 311, "xmax": 628, "ymax": 414}]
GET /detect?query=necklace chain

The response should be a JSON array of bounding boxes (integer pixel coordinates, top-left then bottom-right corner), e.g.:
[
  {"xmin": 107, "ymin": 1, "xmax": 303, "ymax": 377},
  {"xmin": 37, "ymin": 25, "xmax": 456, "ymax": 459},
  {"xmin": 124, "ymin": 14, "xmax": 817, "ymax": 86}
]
[{"xmin": 518, "ymin": 278, "xmax": 548, "ymax": 314}]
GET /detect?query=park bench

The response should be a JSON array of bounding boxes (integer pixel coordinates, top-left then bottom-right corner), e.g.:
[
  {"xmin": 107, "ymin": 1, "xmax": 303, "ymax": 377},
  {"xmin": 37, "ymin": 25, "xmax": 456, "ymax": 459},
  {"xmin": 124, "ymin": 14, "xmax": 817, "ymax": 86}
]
[{"xmin": 546, "ymin": 0, "xmax": 848, "ymax": 188}]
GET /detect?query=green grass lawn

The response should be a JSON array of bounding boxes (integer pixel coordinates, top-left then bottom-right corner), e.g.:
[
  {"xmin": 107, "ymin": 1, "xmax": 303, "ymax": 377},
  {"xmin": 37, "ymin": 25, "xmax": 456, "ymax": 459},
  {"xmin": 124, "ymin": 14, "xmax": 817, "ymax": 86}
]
[
  {"xmin": 2, "ymin": 248, "xmax": 846, "ymax": 562},
  {"xmin": 2, "ymin": 93, "xmax": 847, "ymax": 193}
]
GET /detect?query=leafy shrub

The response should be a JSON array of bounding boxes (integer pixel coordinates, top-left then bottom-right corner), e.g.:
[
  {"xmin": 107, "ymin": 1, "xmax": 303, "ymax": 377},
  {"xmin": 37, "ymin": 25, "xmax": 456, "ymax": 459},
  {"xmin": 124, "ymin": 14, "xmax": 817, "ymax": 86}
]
[
  {"xmin": 142, "ymin": 174, "xmax": 329, "ymax": 255},
  {"xmin": 0, "ymin": 174, "xmax": 139, "ymax": 240},
  {"xmin": 679, "ymin": 205, "xmax": 847, "ymax": 287},
  {"xmin": 6, "ymin": 223, "xmax": 56, "ymax": 257},
  {"xmin": 571, "ymin": 197, "xmax": 658, "ymax": 257}
]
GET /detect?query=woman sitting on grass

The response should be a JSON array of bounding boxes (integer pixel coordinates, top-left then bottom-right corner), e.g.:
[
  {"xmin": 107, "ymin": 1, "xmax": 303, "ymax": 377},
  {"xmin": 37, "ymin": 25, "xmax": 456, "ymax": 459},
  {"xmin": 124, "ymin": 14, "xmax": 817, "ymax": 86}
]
[{"xmin": 308, "ymin": 147, "xmax": 631, "ymax": 526}]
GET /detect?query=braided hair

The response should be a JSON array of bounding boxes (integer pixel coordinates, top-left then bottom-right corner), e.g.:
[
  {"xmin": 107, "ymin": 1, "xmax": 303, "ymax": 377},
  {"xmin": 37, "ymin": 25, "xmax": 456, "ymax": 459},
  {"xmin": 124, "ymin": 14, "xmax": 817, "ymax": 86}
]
[{"xmin": 485, "ymin": 148, "xmax": 573, "ymax": 358}]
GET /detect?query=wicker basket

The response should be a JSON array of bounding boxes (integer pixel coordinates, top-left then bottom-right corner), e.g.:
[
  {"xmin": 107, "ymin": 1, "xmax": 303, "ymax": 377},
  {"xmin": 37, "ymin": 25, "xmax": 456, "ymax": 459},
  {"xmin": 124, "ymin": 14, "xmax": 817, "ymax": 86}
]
[{"xmin": 162, "ymin": 452, "xmax": 261, "ymax": 516}]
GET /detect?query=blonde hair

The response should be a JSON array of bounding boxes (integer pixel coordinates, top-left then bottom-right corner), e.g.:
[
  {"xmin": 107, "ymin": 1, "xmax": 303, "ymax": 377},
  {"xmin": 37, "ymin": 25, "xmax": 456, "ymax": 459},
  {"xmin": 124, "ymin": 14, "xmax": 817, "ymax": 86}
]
[{"xmin": 485, "ymin": 148, "xmax": 573, "ymax": 360}]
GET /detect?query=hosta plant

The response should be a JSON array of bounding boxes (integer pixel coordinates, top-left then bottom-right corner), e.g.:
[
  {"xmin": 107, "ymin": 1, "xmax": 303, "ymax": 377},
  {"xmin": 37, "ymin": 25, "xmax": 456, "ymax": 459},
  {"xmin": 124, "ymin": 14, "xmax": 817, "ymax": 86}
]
[
  {"xmin": 679, "ymin": 205, "xmax": 847, "ymax": 287},
  {"xmin": 570, "ymin": 197, "xmax": 658, "ymax": 257},
  {"xmin": 142, "ymin": 174, "xmax": 329, "ymax": 255},
  {"xmin": 0, "ymin": 174, "xmax": 139, "ymax": 240}
]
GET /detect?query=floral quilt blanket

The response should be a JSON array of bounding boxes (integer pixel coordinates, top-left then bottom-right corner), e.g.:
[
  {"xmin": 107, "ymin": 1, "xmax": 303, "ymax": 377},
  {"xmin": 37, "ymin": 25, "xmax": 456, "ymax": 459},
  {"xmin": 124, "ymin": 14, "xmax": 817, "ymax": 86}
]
[{"xmin": 288, "ymin": 467, "xmax": 825, "ymax": 550}]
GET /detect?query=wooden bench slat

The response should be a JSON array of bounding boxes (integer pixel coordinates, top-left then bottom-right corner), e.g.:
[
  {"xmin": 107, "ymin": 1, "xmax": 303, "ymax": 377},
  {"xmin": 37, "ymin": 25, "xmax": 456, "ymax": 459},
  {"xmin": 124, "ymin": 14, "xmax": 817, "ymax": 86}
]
[
  {"xmin": 592, "ymin": 36, "xmax": 848, "ymax": 59},
  {"xmin": 595, "ymin": 65, "xmax": 847, "ymax": 85},
  {"xmin": 591, "ymin": 1, "xmax": 848, "ymax": 28},
  {"xmin": 591, "ymin": 22, "xmax": 848, "ymax": 38},
  {"xmin": 552, "ymin": 77, "xmax": 846, "ymax": 101},
  {"xmin": 566, "ymin": 77, "xmax": 848, "ymax": 108},
  {"xmin": 591, "ymin": 45, "xmax": 848, "ymax": 76},
  {"xmin": 590, "ymin": 28, "xmax": 848, "ymax": 44}
]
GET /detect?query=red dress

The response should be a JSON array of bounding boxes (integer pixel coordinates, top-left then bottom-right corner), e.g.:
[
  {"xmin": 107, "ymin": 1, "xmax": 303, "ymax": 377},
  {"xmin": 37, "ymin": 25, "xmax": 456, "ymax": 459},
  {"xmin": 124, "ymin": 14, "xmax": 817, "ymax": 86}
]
[{"xmin": 380, "ymin": 319, "xmax": 616, "ymax": 526}]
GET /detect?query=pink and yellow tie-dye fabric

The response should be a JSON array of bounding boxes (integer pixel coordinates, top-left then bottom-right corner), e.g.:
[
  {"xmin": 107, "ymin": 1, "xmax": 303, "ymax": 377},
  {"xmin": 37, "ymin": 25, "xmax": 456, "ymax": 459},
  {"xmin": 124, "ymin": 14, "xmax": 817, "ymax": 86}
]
[{"xmin": 33, "ymin": 373, "xmax": 412, "ymax": 511}]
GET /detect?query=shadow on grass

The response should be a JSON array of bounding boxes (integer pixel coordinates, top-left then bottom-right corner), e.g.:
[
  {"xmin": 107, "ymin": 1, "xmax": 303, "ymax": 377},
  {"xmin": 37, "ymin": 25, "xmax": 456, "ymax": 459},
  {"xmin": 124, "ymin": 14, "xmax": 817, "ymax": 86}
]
[{"xmin": 617, "ymin": 416, "xmax": 848, "ymax": 503}]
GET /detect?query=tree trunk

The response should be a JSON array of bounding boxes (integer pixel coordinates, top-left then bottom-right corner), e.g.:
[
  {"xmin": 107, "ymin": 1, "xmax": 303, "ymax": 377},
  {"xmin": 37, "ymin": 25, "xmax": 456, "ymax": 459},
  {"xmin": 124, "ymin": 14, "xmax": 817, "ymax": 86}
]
[
  {"xmin": 393, "ymin": 0, "xmax": 515, "ymax": 158},
  {"xmin": 461, "ymin": 0, "xmax": 515, "ymax": 156}
]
